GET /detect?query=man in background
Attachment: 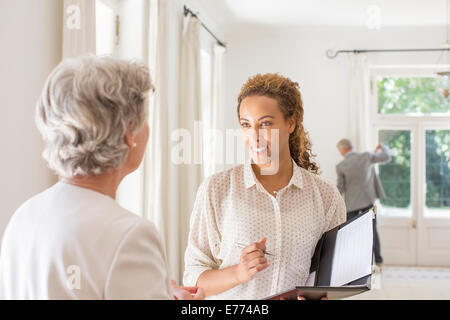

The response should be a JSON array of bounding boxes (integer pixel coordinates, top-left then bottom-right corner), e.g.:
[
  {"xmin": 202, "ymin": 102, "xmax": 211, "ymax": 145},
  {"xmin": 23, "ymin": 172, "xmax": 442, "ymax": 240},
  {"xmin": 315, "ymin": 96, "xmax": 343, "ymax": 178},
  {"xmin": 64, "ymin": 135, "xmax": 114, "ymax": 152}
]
[{"xmin": 336, "ymin": 138, "xmax": 392, "ymax": 267}]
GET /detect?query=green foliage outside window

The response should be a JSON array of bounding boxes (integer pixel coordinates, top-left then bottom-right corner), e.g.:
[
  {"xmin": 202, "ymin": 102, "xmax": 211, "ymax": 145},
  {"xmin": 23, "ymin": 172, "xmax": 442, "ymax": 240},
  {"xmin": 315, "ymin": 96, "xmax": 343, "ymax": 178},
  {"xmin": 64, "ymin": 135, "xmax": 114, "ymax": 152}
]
[
  {"xmin": 379, "ymin": 130, "xmax": 411, "ymax": 208},
  {"xmin": 426, "ymin": 130, "xmax": 450, "ymax": 209},
  {"xmin": 377, "ymin": 77, "xmax": 450, "ymax": 210},
  {"xmin": 378, "ymin": 77, "xmax": 450, "ymax": 114}
]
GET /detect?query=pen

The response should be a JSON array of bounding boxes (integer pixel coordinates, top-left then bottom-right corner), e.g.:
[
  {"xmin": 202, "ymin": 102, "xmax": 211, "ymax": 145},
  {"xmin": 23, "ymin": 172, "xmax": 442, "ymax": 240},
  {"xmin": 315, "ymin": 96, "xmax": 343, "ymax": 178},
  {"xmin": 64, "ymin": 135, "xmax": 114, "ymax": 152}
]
[{"xmin": 235, "ymin": 242, "xmax": 275, "ymax": 256}]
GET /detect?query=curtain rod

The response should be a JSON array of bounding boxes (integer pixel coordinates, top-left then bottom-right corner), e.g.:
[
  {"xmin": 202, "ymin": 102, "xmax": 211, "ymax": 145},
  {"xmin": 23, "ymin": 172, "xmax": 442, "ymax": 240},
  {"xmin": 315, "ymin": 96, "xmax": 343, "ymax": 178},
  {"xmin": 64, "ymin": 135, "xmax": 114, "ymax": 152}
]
[
  {"xmin": 183, "ymin": 5, "xmax": 226, "ymax": 48},
  {"xmin": 326, "ymin": 48, "xmax": 450, "ymax": 59}
]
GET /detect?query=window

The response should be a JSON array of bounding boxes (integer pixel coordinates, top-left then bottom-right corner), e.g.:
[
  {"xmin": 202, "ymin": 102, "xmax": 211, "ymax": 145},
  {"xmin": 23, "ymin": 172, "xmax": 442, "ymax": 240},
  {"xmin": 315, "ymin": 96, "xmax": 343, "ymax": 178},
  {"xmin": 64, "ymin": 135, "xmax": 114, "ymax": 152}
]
[
  {"xmin": 372, "ymin": 67, "xmax": 450, "ymax": 265},
  {"xmin": 201, "ymin": 48, "xmax": 215, "ymax": 177},
  {"xmin": 426, "ymin": 130, "xmax": 450, "ymax": 211},
  {"xmin": 378, "ymin": 130, "xmax": 411, "ymax": 210},
  {"xmin": 95, "ymin": 0, "xmax": 118, "ymax": 56},
  {"xmin": 378, "ymin": 77, "xmax": 450, "ymax": 115},
  {"xmin": 199, "ymin": 28, "xmax": 216, "ymax": 178},
  {"xmin": 371, "ymin": 67, "xmax": 450, "ymax": 218},
  {"xmin": 95, "ymin": 0, "xmax": 149, "ymax": 217}
]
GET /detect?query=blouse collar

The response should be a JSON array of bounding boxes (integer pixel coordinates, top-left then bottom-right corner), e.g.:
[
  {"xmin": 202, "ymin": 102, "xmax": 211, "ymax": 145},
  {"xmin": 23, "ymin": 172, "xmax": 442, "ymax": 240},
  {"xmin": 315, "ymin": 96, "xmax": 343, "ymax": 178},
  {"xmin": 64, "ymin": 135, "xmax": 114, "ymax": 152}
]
[{"xmin": 243, "ymin": 159, "xmax": 304, "ymax": 190}]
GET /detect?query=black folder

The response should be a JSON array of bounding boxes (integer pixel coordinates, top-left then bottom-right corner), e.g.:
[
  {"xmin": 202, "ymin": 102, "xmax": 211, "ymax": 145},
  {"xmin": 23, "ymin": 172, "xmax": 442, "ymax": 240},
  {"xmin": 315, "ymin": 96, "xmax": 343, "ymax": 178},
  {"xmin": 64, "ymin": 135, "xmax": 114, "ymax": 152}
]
[{"xmin": 265, "ymin": 207, "xmax": 375, "ymax": 300}]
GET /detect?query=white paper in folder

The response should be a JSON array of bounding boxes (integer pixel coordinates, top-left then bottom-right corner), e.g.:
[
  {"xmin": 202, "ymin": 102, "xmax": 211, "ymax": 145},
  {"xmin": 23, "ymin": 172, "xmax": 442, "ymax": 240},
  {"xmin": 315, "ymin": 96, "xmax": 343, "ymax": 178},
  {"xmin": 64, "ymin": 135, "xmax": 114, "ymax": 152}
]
[{"xmin": 330, "ymin": 211, "xmax": 374, "ymax": 286}]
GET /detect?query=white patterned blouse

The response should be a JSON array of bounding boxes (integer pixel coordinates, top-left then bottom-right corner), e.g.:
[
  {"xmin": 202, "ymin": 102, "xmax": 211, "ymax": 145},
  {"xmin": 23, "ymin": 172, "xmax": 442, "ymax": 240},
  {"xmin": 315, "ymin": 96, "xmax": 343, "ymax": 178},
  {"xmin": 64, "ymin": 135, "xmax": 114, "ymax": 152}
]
[{"xmin": 183, "ymin": 160, "xmax": 347, "ymax": 300}]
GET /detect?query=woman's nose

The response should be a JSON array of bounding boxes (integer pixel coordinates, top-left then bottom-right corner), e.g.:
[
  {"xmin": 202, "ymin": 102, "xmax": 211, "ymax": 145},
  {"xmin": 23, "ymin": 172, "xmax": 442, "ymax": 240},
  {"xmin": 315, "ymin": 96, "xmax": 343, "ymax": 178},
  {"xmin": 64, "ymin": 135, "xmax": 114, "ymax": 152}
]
[{"xmin": 245, "ymin": 127, "xmax": 259, "ymax": 141}]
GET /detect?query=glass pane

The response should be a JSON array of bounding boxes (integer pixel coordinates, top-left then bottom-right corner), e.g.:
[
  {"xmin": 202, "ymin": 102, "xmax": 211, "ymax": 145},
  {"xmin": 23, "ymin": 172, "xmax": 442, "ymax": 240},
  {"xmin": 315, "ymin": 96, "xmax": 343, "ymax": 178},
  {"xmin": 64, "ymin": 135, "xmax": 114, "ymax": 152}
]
[
  {"xmin": 378, "ymin": 130, "xmax": 412, "ymax": 216},
  {"xmin": 378, "ymin": 77, "xmax": 450, "ymax": 115},
  {"xmin": 425, "ymin": 130, "xmax": 450, "ymax": 216}
]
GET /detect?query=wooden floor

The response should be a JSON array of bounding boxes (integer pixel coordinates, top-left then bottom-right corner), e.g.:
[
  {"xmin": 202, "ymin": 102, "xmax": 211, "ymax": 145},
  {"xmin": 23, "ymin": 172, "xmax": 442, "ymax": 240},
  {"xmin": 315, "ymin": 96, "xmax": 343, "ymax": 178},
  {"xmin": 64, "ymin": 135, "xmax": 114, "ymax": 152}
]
[{"xmin": 346, "ymin": 266, "xmax": 450, "ymax": 300}]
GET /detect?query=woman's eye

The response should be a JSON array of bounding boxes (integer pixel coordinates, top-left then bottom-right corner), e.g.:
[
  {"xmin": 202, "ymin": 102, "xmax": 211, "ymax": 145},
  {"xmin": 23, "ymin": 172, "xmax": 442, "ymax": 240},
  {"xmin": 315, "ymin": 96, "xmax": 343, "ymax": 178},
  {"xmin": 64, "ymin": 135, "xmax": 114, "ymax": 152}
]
[
  {"xmin": 241, "ymin": 123, "xmax": 250, "ymax": 128},
  {"xmin": 261, "ymin": 122, "xmax": 272, "ymax": 127}
]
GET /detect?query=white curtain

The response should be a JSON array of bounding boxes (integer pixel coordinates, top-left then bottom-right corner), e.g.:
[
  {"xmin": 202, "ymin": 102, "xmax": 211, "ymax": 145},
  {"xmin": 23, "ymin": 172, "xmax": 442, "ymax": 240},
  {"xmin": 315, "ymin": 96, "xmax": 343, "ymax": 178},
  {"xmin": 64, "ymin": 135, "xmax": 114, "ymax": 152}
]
[
  {"xmin": 145, "ymin": 0, "xmax": 181, "ymax": 281},
  {"xmin": 177, "ymin": 15, "xmax": 203, "ymax": 283},
  {"xmin": 63, "ymin": 0, "xmax": 96, "ymax": 59},
  {"xmin": 348, "ymin": 53, "xmax": 371, "ymax": 151},
  {"xmin": 145, "ymin": 2, "xmax": 203, "ymax": 284}
]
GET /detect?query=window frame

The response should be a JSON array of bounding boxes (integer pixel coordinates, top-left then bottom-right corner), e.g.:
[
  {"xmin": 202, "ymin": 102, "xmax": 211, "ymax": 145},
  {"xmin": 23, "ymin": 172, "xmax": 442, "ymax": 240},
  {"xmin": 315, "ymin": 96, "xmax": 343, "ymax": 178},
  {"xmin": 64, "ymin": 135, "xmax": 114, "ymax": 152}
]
[
  {"xmin": 375, "ymin": 127, "xmax": 414, "ymax": 216},
  {"xmin": 421, "ymin": 124, "xmax": 450, "ymax": 217},
  {"xmin": 370, "ymin": 66, "xmax": 450, "ymax": 220},
  {"xmin": 370, "ymin": 65, "xmax": 450, "ymax": 123}
]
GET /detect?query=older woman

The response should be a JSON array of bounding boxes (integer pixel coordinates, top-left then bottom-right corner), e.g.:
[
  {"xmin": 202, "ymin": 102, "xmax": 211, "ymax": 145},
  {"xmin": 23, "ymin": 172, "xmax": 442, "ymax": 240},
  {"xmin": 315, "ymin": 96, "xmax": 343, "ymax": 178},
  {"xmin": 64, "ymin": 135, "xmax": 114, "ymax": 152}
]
[
  {"xmin": 0, "ymin": 56, "xmax": 203, "ymax": 300},
  {"xmin": 183, "ymin": 73, "xmax": 346, "ymax": 299}
]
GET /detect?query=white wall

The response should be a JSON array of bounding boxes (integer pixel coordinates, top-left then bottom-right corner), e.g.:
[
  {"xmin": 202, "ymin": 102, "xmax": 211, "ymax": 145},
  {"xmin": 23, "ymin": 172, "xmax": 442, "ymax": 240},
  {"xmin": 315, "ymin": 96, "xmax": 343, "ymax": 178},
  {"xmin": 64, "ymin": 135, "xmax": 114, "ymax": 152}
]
[
  {"xmin": 224, "ymin": 24, "xmax": 447, "ymax": 182},
  {"xmin": 0, "ymin": 0, "xmax": 62, "ymax": 243}
]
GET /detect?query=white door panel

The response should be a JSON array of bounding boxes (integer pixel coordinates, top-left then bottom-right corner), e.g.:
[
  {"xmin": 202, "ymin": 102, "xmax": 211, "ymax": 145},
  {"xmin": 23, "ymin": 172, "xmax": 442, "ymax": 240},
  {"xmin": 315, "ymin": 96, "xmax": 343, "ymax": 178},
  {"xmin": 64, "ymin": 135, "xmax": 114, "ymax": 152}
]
[
  {"xmin": 378, "ymin": 216, "xmax": 416, "ymax": 265},
  {"xmin": 417, "ymin": 126, "xmax": 450, "ymax": 266}
]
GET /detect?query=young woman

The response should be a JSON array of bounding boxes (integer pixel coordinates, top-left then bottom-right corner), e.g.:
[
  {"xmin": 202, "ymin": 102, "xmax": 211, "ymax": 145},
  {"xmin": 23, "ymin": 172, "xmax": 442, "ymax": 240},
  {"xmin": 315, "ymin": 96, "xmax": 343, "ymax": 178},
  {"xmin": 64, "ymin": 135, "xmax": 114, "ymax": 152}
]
[{"xmin": 183, "ymin": 73, "xmax": 346, "ymax": 300}]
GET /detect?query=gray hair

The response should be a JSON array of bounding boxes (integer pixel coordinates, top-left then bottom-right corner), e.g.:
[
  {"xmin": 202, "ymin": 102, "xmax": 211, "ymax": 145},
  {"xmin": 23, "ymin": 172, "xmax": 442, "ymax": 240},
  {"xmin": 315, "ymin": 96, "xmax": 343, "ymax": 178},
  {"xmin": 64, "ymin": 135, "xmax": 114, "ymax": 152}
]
[
  {"xmin": 36, "ymin": 55, "xmax": 153, "ymax": 178},
  {"xmin": 337, "ymin": 138, "xmax": 353, "ymax": 150}
]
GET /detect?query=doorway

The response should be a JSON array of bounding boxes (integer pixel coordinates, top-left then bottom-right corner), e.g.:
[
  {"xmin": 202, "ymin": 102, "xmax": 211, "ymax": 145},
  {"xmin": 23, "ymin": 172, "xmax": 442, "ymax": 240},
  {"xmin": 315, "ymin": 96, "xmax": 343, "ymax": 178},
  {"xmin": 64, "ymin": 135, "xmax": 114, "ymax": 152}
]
[{"xmin": 371, "ymin": 67, "xmax": 450, "ymax": 266}]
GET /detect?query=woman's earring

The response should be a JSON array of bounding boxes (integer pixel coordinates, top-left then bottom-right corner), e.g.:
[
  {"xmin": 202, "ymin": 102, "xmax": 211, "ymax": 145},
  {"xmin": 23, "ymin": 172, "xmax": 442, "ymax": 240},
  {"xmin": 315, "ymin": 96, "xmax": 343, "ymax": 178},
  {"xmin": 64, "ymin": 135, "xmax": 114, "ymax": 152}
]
[{"xmin": 133, "ymin": 142, "xmax": 137, "ymax": 148}]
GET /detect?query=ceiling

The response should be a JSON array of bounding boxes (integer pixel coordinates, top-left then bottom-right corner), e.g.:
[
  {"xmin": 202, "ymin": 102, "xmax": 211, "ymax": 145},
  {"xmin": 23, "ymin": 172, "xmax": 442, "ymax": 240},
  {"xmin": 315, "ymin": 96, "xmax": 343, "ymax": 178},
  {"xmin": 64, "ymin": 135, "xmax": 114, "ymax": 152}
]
[{"xmin": 218, "ymin": 0, "xmax": 450, "ymax": 27}]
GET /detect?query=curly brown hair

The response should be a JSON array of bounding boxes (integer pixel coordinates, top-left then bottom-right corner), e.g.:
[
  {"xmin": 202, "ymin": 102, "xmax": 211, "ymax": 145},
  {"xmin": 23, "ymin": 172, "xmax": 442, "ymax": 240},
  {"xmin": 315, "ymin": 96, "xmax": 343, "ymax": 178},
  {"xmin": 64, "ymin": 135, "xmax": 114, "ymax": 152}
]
[{"xmin": 237, "ymin": 73, "xmax": 320, "ymax": 174}]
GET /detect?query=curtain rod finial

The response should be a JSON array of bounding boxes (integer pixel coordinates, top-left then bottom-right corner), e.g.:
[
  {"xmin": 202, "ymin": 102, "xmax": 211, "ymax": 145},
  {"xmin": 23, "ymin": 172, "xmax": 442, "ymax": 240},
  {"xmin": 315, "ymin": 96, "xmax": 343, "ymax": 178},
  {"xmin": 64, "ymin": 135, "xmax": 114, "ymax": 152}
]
[
  {"xmin": 326, "ymin": 49, "xmax": 338, "ymax": 59},
  {"xmin": 184, "ymin": 5, "xmax": 197, "ymax": 17}
]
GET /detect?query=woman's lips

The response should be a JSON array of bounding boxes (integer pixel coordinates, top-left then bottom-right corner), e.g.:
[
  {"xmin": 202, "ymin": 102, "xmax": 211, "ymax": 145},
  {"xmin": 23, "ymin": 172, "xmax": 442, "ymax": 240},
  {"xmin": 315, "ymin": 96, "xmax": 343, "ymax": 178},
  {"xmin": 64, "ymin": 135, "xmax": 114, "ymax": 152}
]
[{"xmin": 250, "ymin": 145, "xmax": 268, "ymax": 154}]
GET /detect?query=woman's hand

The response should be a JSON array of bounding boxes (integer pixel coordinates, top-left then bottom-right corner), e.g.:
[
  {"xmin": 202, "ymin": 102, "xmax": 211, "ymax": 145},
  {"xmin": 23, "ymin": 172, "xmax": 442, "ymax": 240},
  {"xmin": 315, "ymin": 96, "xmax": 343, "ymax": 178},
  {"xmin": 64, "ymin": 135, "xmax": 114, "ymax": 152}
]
[
  {"xmin": 234, "ymin": 237, "xmax": 270, "ymax": 284},
  {"xmin": 171, "ymin": 280, "xmax": 205, "ymax": 300}
]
